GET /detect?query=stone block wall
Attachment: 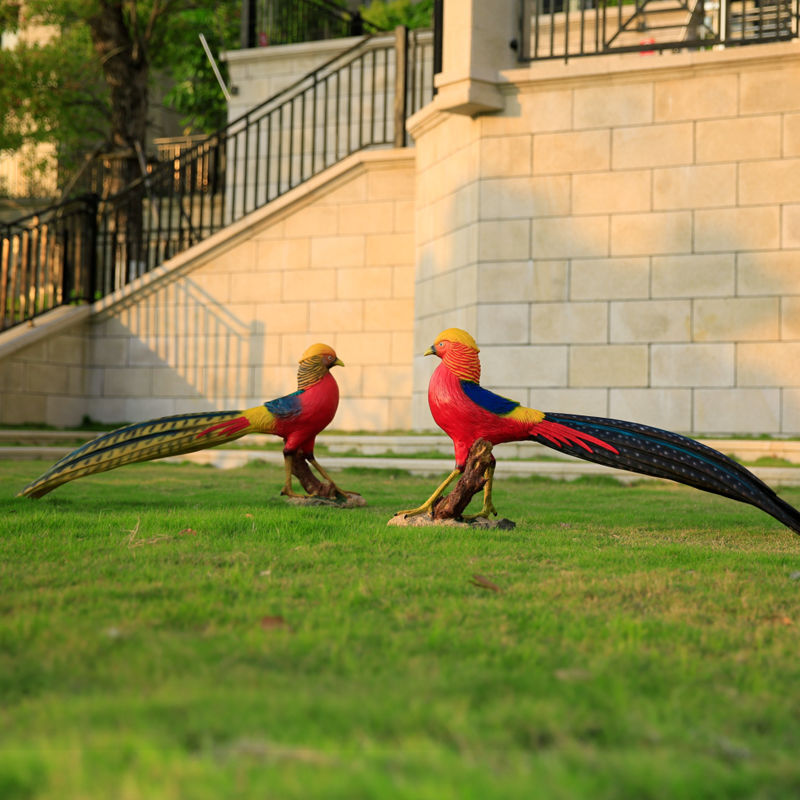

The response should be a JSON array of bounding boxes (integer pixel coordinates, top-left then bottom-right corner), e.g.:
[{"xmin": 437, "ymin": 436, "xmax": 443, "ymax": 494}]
[
  {"xmin": 0, "ymin": 310, "xmax": 90, "ymax": 426},
  {"xmin": 224, "ymin": 37, "xmax": 365, "ymax": 120},
  {"xmin": 410, "ymin": 42, "xmax": 800, "ymax": 435}
]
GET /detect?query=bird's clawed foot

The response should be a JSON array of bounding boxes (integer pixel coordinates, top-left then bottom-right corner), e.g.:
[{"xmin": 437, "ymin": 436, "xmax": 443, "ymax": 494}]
[
  {"xmin": 282, "ymin": 452, "xmax": 359, "ymax": 505},
  {"xmin": 393, "ymin": 468, "xmax": 461, "ymax": 518},
  {"xmin": 393, "ymin": 500, "xmax": 436, "ymax": 518},
  {"xmin": 461, "ymin": 500, "xmax": 498, "ymax": 521}
]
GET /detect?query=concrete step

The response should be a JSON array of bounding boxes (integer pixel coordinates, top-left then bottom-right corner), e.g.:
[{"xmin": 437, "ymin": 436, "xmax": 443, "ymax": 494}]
[
  {"xmin": 5, "ymin": 432, "xmax": 800, "ymax": 486},
  {"xmin": 3, "ymin": 429, "xmax": 800, "ymax": 462}
]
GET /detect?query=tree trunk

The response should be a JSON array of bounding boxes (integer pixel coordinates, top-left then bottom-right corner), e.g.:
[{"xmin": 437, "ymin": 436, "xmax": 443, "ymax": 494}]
[
  {"xmin": 87, "ymin": 2, "xmax": 149, "ymax": 279},
  {"xmin": 431, "ymin": 439, "xmax": 494, "ymax": 520}
]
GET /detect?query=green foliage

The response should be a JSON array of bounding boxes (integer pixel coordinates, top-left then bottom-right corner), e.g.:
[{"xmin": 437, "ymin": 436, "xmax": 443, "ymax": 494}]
[
  {"xmin": 156, "ymin": 6, "xmax": 240, "ymax": 134},
  {"xmin": 2, "ymin": 459, "xmax": 800, "ymax": 798},
  {"xmin": 360, "ymin": 0, "xmax": 434, "ymax": 30},
  {"xmin": 0, "ymin": 0, "xmax": 240, "ymax": 192},
  {"xmin": 0, "ymin": 15, "xmax": 107, "ymax": 157}
]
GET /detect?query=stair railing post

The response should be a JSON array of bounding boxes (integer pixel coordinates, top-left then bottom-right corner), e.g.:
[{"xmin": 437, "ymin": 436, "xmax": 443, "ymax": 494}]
[
  {"xmin": 0, "ymin": 233, "xmax": 10, "ymax": 330},
  {"xmin": 85, "ymin": 193, "xmax": 99, "ymax": 303},
  {"xmin": 393, "ymin": 25, "xmax": 409, "ymax": 148},
  {"xmin": 721, "ymin": 0, "xmax": 728, "ymax": 43},
  {"xmin": 517, "ymin": 0, "xmax": 532, "ymax": 61}
]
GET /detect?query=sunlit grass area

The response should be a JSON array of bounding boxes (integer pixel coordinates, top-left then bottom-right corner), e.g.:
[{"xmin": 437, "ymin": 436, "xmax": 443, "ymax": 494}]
[{"xmin": 2, "ymin": 459, "xmax": 800, "ymax": 799}]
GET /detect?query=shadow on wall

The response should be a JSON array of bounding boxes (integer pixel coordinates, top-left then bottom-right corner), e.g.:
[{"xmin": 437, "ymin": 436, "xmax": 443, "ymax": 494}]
[{"xmin": 94, "ymin": 276, "xmax": 265, "ymax": 413}]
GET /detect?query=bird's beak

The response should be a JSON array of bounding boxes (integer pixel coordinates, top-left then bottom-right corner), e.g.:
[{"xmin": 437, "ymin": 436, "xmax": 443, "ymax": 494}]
[
  {"xmin": 333, "ymin": 357, "xmax": 344, "ymax": 367},
  {"xmin": 424, "ymin": 346, "xmax": 435, "ymax": 356}
]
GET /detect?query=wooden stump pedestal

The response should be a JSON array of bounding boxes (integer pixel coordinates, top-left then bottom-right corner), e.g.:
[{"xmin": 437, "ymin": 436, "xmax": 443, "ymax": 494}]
[{"xmin": 431, "ymin": 438, "xmax": 494, "ymax": 520}]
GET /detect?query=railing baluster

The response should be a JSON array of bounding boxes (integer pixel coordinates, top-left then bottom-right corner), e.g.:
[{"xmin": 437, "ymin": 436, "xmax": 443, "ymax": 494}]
[
  {"xmin": 289, "ymin": 94, "xmax": 296, "ymax": 187},
  {"xmin": 19, "ymin": 231, "xmax": 30, "ymax": 322},
  {"xmin": 383, "ymin": 44, "xmax": 390, "ymax": 143},
  {"xmin": 253, "ymin": 117, "xmax": 262, "ymax": 208},
  {"xmin": 266, "ymin": 111, "xmax": 273, "ymax": 201},
  {"xmin": 243, "ymin": 116, "xmax": 251, "ymax": 213},
  {"xmin": 230, "ymin": 128, "xmax": 240, "ymax": 223},
  {"xmin": 347, "ymin": 62, "xmax": 353, "ymax": 154},
  {"xmin": 394, "ymin": 27, "xmax": 408, "ymax": 148},
  {"xmin": 359, "ymin": 53, "xmax": 366, "ymax": 149},
  {"xmin": 311, "ymin": 79, "xmax": 318, "ymax": 176},
  {"xmin": 300, "ymin": 88, "xmax": 308, "ymax": 181},
  {"xmin": 334, "ymin": 70, "xmax": 341, "ymax": 160},
  {"xmin": 9, "ymin": 235, "xmax": 20, "ymax": 325},
  {"xmin": 322, "ymin": 76, "xmax": 329, "ymax": 167},
  {"xmin": 0, "ymin": 236, "xmax": 10, "ymax": 330},
  {"xmin": 278, "ymin": 104, "xmax": 284, "ymax": 193},
  {"xmin": 371, "ymin": 48, "xmax": 377, "ymax": 145}
]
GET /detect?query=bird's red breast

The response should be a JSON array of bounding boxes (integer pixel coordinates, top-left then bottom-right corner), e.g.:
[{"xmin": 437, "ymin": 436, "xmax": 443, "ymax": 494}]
[
  {"xmin": 429, "ymin": 361, "xmax": 533, "ymax": 465},
  {"xmin": 278, "ymin": 371, "xmax": 340, "ymax": 453}
]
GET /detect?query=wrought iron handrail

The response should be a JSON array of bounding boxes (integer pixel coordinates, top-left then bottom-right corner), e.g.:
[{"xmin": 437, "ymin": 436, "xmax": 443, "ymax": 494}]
[
  {"xmin": 1, "ymin": 28, "xmax": 434, "ymax": 331},
  {"xmin": 517, "ymin": 0, "xmax": 799, "ymax": 62}
]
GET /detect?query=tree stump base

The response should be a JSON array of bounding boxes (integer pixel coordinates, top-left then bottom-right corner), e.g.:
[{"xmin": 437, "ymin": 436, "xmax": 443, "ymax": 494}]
[
  {"xmin": 284, "ymin": 492, "xmax": 366, "ymax": 509},
  {"xmin": 387, "ymin": 513, "xmax": 515, "ymax": 529},
  {"xmin": 391, "ymin": 439, "xmax": 514, "ymax": 526},
  {"xmin": 430, "ymin": 438, "xmax": 495, "ymax": 521},
  {"xmin": 283, "ymin": 451, "xmax": 364, "ymax": 506}
]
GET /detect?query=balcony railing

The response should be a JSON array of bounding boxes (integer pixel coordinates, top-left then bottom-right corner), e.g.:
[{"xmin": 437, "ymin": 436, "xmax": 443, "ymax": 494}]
[{"xmin": 517, "ymin": 0, "xmax": 799, "ymax": 61}]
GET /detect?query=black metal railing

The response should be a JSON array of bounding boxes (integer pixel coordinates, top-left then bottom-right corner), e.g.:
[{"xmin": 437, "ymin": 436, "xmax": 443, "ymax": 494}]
[
  {"xmin": 241, "ymin": 0, "xmax": 379, "ymax": 48},
  {"xmin": 0, "ymin": 195, "xmax": 98, "ymax": 330},
  {"xmin": 1, "ymin": 29, "xmax": 434, "ymax": 330},
  {"xmin": 517, "ymin": 0, "xmax": 799, "ymax": 61}
]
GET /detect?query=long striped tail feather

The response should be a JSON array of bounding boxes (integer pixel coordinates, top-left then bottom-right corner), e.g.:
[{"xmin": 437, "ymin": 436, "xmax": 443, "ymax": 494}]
[
  {"xmin": 19, "ymin": 410, "xmax": 253, "ymax": 498},
  {"xmin": 531, "ymin": 413, "xmax": 800, "ymax": 536}
]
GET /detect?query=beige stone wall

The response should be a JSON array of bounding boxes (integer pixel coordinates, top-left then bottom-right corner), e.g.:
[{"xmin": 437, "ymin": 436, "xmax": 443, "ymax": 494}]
[
  {"xmin": 410, "ymin": 42, "xmax": 800, "ymax": 435},
  {"xmin": 0, "ymin": 309, "xmax": 90, "ymax": 426},
  {"xmin": 224, "ymin": 37, "xmax": 366, "ymax": 119},
  {"xmin": 0, "ymin": 151, "xmax": 415, "ymax": 430}
]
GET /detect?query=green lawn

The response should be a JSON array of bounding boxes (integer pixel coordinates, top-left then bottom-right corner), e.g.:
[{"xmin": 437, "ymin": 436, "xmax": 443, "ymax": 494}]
[{"xmin": 2, "ymin": 459, "xmax": 800, "ymax": 799}]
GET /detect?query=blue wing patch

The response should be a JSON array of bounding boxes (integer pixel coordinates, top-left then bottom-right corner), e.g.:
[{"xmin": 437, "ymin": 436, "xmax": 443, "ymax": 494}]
[
  {"xmin": 461, "ymin": 381, "xmax": 519, "ymax": 416},
  {"xmin": 265, "ymin": 389, "xmax": 303, "ymax": 418}
]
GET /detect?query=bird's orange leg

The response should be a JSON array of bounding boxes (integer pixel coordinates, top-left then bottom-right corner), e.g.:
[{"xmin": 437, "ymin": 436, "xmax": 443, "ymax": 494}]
[
  {"xmin": 307, "ymin": 456, "xmax": 348, "ymax": 498},
  {"xmin": 280, "ymin": 453, "xmax": 305, "ymax": 497},
  {"xmin": 462, "ymin": 462, "xmax": 498, "ymax": 520},
  {"xmin": 394, "ymin": 468, "xmax": 461, "ymax": 517}
]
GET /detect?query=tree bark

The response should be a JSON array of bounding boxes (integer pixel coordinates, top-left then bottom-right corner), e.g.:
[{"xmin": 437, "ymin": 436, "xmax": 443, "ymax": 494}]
[
  {"xmin": 87, "ymin": 2, "xmax": 150, "ymax": 276},
  {"xmin": 87, "ymin": 3, "xmax": 149, "ymax": 183},
  {"xmin": 431, "ymin": 439, "xmax": 494, "ymax": 520}
]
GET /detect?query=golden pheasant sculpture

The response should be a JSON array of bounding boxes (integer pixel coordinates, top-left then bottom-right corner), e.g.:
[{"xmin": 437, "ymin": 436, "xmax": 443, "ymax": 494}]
[
  {"xmin": 398, "ymin": 328, "xmax": 800, "ymax": 535},
  {"xmin": 20, "ymin": 343, "xmax": 350, "ymax": 501}
]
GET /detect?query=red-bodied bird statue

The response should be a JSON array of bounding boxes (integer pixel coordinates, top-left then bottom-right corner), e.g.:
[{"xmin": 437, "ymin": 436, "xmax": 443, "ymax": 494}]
[
  {"xmin": 20, "ymin": 343, "xmax": 350, "ymax": 501},
  {"xmin": 397, "ymin": 327, "xmax": 800, "ymax": 535}
]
